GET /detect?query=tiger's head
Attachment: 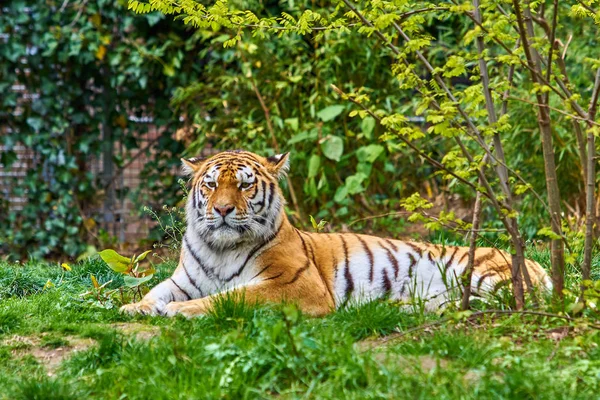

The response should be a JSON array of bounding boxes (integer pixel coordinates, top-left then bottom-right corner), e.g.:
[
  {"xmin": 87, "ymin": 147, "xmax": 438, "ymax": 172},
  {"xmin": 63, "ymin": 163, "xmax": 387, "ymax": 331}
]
[{"xmin": 182, "ymin": 150, "xmax": 289, "ymax": 250}]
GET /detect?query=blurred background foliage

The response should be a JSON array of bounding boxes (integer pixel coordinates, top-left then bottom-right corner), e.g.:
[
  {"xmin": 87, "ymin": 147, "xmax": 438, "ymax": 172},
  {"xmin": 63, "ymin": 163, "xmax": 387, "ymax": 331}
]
[{"xmin": 1, "ymin": 0, "xmax": 598, "ymax": 260}]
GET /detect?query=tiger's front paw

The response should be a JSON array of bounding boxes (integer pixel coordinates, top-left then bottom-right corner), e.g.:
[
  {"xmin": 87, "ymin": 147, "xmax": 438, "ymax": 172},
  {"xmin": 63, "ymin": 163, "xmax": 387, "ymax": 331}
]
[
  {"xmin": 120, "ymin": 300, "xmax": 161, "ymax": 316},
  {"xmin": 164, "ymin": 301, "xmax": 206, "ymax": 318}
]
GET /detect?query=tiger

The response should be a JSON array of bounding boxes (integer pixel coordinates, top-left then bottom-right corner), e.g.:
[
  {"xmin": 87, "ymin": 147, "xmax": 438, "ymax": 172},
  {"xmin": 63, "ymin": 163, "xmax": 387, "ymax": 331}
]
[{"xmin": 120, "ymin": 150, "xmax": 551, "ymax": 318}]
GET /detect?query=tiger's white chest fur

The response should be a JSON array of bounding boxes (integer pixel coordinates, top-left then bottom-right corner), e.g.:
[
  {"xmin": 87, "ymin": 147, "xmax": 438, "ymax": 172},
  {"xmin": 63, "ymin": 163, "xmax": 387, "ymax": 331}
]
[{"xmin": 180, "ymin": 229, "xmax": 263, "ymax": 296}]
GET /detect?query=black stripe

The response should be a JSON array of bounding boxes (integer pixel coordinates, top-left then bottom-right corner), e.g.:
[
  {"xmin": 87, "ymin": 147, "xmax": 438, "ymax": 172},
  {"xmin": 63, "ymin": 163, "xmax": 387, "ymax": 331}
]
[
  {"xmin": 408, "ymin": 253, "xmax": 417, "ymax": 278},
  {"xmin": 285, "ymin": 224, "xmax": 316, "ymax": 288},
  {"xmin": 266, "ymin": 182, "xmax": 276, "ymax": 209},
  {"xmin": 181, "ymin": 260, "xmax": 204, "ymax": 297},
  {"xmin": 250, "ymin": 264, "xmax": 273, "ymax": 281},
  {"xmin": 379, "ymin": 241, "xmax": 399, "ymax": 279},
  {"xmin": 170, "ymin": 278, "xmax": 192, "ymax": 301},
  {"xmin": 354, "ymin": 234, "xmax": 374, "ymax": 282},
  {"xmin": 264, "ymin": 272, "xmax": 284, "ymax": 281},
  {"xmin": 192, "ymin": 179, "xmax": 199, "ymax": 210},
  {"xmin": 477, "ymin": 272, "xmax": 495, "ymax": 290},
  {"xmin": 405, "ymin": 241, "xmax": 423, "ymax": 257},
  {"xmin": 222, "ymin": 218, "xmax": 285, "ymax": 282},
  {"xmin": 303, "ymin": 232, "xmax": 335, "ymax": 302},
  {"xmin": 382, "ymin": 269, "xmax": 392, "ymax": 293},
  {"xmin": 473, "ymin": 251, "xmax": 497, "ymax": 267},
  {"xmin": 384, "ymin": 238, "xmax": 399, "ymax": 253},
  {"xmin": 303, "ymin": 233, "xmax": 319, "ymax": 269},
  {"xmin": 286, "ymin": 262, "xmax": 309, "ymax": 284},
  {"xmin": 399, "ymin": 281, "xmax": 407, "ymax": 298},
  {"xmin": 253, "ymin": 181, "xmax": 267, "ymax": 214},
  {"xmin": 439, "ymin": 246, "xmax": 447, "ymax": 258},
  {"xmin": 340, "ymin": 235, "xmax": 354, "ymax": 300},
  {"xmin": 184, "ymin": 236, "xmax": 217, "ymax": 282},
  {"xmin": 458, "ymin": 251, "xmax": 469, "ymax": 264},
  {"xmin": 444, "ymin": 247, "xmax": 460, "ymax": 272},
  {"xmin": 427, "ymin": 250, "xmax": 435, "ymax": 263}
]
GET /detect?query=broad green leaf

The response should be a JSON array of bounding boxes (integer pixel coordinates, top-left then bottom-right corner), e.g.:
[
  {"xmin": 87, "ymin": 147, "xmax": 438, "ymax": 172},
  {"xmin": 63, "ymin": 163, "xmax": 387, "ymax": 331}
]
[
  {"xmin": 317, "ymin": 105, "xmax": 344, "ymax": 122},
  {"xmin": 308, "ymin": 154, "xmax": 320, "ymax": 178},
  {"xmin": 321, "ymin": 136, "xmax": 344, "ymax": 161},
  {"xmin": 285, "ymin": 118, "xmax": 299, "ymax": 131},
  {"xmin": 124, "ymin": 274, "xmax": 154, "ymax": 288},
  {"xmin": 361, "ymin": 116, "xmax": 376, "ymax": 139},
  {"xmin": 99, "ymin": 249, "xmax": 131, "ymax": 273},
  {"xmin": 356, "ymin": 144, "xmax": 385, "ymax": 163},
  {"xmin": 334, "ymin": 185, "xmax": 348, "ymax": 203},
  {"xmin": 356, "ymin": 162, "xmax": 372, "ymax": 177},
  {"xmin": 288, "ymin": 130, "xmax": 318, "ymax": 145},
  {"xmin": 345, "ymin": 173, "xmax": 367, "ymax": 195}
]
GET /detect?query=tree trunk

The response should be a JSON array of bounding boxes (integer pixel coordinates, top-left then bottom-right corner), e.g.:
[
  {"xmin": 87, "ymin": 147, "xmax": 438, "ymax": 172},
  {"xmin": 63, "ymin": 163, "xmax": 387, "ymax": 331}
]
[
  {"xmin": 583, "ymin": 68, "xmax": 600, "ymax": 287},
  {"xmin": 513, "ymin": 0, "xmax": 565, "ymax": 298},
  {"xmin": 461, "ymin": 190, "xmax": 483, "ymax": 310}
]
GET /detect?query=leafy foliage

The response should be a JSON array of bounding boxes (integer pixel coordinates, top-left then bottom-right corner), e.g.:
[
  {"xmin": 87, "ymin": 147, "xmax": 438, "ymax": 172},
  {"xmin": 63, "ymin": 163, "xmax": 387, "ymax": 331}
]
[
  {"xmin": 123, "ymin": 0, "xmax": 599, "ymax": 248},
  {"xmin": 0, "ymin": 0, "xmax": 203, "ymax": 259}
]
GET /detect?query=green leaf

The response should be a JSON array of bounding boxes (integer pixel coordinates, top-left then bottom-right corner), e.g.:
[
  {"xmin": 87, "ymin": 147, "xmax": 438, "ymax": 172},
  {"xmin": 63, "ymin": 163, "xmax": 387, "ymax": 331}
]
[
  {"xmin": 288, "ymin": 130, "xmax": 318, "ymax": 145},
  {"xmin": 356, "ymin": 162, "xmax": 372, "ymax": 177},
  {"xmin": 134, "ymin": 250, "xmax": 152, "ymax": 263},
  {"xmin": 309, "ymin": 215, "xmax": 318, "ymax": 229},
  {"xmin": 99, "ymin": 249, "xmax": 131, "ymax": 273},
  {"xmin": 537, "ymin": 227, "xmax": 562, "ymax": 240},
  {"xmin": 356, "ymin": 144, "xmax": 385, "ymax": 163},
  {"xmin": 361, "ymin": 116, "xmax": 376, "ymax": 139},
  {"xmin": 317, "ymin": 105, "xmax": 344, "ymax": 122},
  {"xmin": 321, "ymin": 136, "xmax": 344, "ymax": 161},
  {"xmin": 285, "ymin": 118, "xmax": 299, "ymax": 131},
  {"xmin": 26, "ymin": 117, "xmax": 43, "ymax": 132},
  {"xmin": 334, "ymin": 186, "xmax": 348, "ymax": 203},
  {"xmin": 123, "ymin": 274, "xmax": 154, "ymax": 288},
  {"xmin": 307, "ymin": 154, "xmax": 320, "ymax": 178},
  {"xmin": 345, "ymin": 173, "xmax": 367, "ymax": 195}
]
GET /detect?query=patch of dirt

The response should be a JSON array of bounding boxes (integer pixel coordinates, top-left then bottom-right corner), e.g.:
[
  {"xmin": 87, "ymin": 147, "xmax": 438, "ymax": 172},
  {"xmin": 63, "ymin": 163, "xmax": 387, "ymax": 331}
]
[
  {"xmin": 370, "ymin": 351, "xmax": 449, "ymax": 371},
  {"xmin": 110, "ymin": 322, "xmax": 160, "ymax": 340},
  {"xmin": 360, "ymin": 341, "xmax": 490, "ymax": 384},
  {"xmin": 4, "ymin": 334, "xmax": 96, "ymax": 376}
]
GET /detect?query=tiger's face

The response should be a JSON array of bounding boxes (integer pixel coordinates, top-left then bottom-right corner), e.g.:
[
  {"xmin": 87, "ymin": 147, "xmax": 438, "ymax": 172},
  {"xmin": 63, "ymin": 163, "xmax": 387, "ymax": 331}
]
[{"xmin": 182, "ymin": 150, "xmax": 289, "ymax": 249}]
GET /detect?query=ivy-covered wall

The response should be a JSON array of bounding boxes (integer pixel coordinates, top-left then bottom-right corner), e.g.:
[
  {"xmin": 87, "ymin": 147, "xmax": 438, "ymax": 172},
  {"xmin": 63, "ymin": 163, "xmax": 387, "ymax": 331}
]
[{"xmin": 0, "ymin": 0, "xmax": 204, "ymax": 260}]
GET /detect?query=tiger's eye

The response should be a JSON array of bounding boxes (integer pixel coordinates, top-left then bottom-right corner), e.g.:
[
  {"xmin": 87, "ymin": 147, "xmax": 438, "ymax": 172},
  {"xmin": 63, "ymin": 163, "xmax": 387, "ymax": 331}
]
[
  {"xmin": 240, "ymin": 182, "xmax": 252, "ymax": 189},
  {"xmin": 206, "ymin": 181, "xmax": 216, "ymax": 189}
]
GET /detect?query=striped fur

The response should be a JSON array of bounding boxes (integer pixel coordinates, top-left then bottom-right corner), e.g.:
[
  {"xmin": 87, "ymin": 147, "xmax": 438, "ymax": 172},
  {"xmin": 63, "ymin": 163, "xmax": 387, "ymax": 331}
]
[{"xmin": 120, "ymin": 150, "xmax": 551, "ymax": 318}]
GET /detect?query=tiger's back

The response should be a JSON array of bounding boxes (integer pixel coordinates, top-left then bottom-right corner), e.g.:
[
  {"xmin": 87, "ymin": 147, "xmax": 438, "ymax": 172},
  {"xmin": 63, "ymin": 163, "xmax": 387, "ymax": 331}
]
[{"xmin": 253, "ymin": 230, "xmax": 551, "ymax": 312}]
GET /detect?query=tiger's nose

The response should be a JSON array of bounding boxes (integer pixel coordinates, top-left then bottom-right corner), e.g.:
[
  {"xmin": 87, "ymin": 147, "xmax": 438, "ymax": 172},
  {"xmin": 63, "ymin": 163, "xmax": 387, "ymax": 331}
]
[{"xmin": 214, "ymin": 204, "xmax": 235, "ymax": 217}]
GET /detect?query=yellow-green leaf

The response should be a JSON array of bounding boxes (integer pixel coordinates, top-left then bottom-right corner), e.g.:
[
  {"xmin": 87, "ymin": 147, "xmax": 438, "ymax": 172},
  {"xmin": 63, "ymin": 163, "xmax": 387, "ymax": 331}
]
[
  {"xmin": 134, "ymin": 250, "xmax": 153, "ymax": 263},
  {"xmin": 99, "ymin": 249, "xmax": 131, "ymax": 273}
]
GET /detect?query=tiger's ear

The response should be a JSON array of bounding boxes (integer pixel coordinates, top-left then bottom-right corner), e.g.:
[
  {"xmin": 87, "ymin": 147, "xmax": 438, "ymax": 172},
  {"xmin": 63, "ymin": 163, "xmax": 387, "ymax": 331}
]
[
  {"xmin": 266, "ymin": 152, "xmax": 290, "ymax": 179},
  {"xmin": 181, "ymin": 157, "xmax": 205, "ymax": 175}
]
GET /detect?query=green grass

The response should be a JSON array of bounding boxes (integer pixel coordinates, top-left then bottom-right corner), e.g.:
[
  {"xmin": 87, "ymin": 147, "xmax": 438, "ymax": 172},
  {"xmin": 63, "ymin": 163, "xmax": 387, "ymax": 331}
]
[{"xmin": 0, "ymin": 255, "xmax": 599, "ymax": 399}]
